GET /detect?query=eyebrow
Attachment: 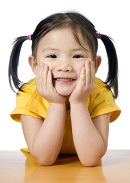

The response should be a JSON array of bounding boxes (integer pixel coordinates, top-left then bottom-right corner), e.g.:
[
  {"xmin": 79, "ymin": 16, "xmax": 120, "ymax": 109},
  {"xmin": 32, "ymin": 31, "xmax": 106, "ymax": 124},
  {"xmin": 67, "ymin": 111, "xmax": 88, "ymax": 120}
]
[
  {"xmin": 42, "ymin": 48, "xmax": 59, "ymax": 52},
  {"xmin": 42, "ymin": 47, "xmax": 89, "ymax": 52}
]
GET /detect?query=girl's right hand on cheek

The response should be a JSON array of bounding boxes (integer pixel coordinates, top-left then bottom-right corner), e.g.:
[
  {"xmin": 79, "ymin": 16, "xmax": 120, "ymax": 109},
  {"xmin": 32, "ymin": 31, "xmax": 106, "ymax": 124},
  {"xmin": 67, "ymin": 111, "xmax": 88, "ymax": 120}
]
[{"xmin": 35, "ymin": 64, "xmax": 66, "ymax": 104}]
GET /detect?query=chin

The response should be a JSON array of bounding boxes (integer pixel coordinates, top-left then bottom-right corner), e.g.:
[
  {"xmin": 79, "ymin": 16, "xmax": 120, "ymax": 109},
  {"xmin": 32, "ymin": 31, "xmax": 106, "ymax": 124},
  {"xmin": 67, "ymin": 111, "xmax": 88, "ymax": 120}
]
[
  {"xmin": 55, "ymin": 87, "xmax": 73, "ymax": 96},
  {"xmin": 56, "ymin": 90, "xmax": 72, "ymax": 96}
]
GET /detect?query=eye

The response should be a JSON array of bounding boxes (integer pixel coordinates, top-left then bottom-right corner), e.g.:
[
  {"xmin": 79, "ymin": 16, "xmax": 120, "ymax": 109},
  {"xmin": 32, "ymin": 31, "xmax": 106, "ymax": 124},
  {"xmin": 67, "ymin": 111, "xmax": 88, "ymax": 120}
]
[
  {"xmin": 47, "ymin": 55, "xmax": 57, "ymax": 58},
  {"xmin": 73, "ymin": 55, "xmax": 83, "ymax": 58}
]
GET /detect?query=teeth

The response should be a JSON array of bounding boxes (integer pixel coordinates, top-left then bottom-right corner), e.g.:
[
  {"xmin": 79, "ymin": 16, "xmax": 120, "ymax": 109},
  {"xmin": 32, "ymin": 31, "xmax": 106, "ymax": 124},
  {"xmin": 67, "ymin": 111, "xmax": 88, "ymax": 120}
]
[{"xmin": 56, "ymin": 78, "xmax": 73, "ymax": 81}]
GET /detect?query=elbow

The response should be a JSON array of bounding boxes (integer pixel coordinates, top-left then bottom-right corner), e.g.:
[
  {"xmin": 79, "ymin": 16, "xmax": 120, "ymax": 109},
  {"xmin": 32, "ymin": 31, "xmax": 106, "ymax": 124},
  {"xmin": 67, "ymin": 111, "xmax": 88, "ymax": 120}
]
[
  {"xmin": 80, "ymin": 158, "xmax": 100, "ymax": 167},
  {"xmin": 30, "ymin": 150, "xmax": 56, "ymax": 166},
  {"xmin": 79, "ymin": 152, "xmax": 106, "ymax": 167},
  {"xmin": 36, "ymin": 157, "xmax": 56, "ymax": 166}
]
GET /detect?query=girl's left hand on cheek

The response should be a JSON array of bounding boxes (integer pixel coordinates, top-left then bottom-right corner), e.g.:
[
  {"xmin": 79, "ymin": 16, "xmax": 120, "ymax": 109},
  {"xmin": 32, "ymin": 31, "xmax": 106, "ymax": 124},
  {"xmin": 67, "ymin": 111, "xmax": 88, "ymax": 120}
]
[{"xmin": 69, "ymin": 58, "xmax": 95, "ymax": 104}]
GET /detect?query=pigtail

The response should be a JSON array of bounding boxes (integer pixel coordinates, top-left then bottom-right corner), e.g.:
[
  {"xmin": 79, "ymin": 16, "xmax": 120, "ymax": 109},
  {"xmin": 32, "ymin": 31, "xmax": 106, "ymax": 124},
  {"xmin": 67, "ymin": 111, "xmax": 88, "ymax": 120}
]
[
  {"xmin": 100, "ymin": 34, "xmax": 118, "ymax": 98},
  {"xmin": 8, "ymin": 36, "xmax": 28, "ymax": 92}
]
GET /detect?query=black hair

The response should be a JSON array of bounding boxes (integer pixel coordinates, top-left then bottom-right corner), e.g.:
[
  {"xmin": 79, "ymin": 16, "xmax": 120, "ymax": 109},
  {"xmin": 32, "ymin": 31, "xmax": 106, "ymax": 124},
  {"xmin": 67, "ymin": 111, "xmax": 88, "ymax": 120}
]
[{"xmin": 8, "ymin": 11, "xmax": 118, "ymax": 98}]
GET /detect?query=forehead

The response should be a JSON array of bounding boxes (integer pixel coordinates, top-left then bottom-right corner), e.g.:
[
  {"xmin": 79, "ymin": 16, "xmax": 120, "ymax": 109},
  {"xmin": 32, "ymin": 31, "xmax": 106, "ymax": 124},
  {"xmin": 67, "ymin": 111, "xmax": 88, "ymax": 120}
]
[{"xmin": 38, "ymin": 28, "xmax": 90, "ymax": 50}]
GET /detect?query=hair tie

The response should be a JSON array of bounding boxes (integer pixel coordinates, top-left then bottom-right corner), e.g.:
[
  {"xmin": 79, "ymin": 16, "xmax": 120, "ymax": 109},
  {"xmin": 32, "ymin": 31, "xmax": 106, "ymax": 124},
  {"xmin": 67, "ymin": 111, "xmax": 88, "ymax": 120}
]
[
  {"xmin": 27, "ymin": 35, "xmax": 32, "ymax": 40},
  {"xmin": 97, "ymin": 33, "xmax": 102, "ymax": 39}
]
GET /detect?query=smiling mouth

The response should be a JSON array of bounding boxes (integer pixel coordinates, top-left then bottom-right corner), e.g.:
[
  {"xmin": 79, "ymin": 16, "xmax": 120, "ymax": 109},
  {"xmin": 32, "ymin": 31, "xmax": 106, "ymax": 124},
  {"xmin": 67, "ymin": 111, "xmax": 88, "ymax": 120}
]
[
  {"xmin": 56, "ymin": 78, "xmax": 74, "ymax": 81},
  {"xmin": 54, "ymin": 78, "xmax": 75, "ymax": 83}
]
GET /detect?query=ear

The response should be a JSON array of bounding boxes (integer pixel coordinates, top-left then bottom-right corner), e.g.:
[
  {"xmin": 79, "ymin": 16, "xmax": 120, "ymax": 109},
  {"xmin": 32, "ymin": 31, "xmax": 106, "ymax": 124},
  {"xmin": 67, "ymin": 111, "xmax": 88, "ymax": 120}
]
[
  {"xmin": 28, "ymin": 55, "xmax": 37, "ymax": 75},
  {"xmin": 95, "ymin": 56, "xmax": 101, "ymax": 73}
]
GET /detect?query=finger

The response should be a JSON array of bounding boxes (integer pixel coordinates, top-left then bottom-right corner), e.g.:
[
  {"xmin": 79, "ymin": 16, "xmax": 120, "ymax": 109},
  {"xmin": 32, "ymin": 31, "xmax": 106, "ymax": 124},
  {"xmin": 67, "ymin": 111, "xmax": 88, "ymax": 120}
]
[
  {"xmin": 47, "ymin": 70, "xmax": 53, "ymax": 90},
  {"xmin": 80, "ymin": 67, "xmax": 86, "ymax": 81},
  {"xmin": 90, "ymin": 61, "xmax": 95, "ymax": 86},
  {"xmin": 36, "ymin": 64, "xmax": 47, "ymax": 92},
  {"xmin": 85, "ymin": 59, "xmax": 91, "ymax": 86},
  {"xmin": 78, "ymin": 67, "xmax": 86, "ymax": 88},
  {"xmin": 42, "ymin": 64, "xmax": 48, "ymax": 89},
  {"xmin": 35, "ymin": 64, "xmax": 43, "ymax": 91}
]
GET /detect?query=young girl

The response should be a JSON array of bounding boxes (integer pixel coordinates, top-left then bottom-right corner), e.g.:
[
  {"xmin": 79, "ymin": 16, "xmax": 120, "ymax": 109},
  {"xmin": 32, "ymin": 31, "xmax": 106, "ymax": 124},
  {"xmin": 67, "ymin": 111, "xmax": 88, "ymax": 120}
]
[{"xmin": 8, "ymin": 11, "xmax": 121, "ymax": 166}]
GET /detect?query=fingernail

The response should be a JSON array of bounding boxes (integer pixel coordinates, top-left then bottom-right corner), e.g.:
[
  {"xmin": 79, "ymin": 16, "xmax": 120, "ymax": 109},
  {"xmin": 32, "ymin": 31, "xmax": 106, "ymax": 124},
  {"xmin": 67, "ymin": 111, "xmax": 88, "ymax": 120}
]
[{"xmin": 36, "ymin": 65, "xmax": 40, "ymax": 70}]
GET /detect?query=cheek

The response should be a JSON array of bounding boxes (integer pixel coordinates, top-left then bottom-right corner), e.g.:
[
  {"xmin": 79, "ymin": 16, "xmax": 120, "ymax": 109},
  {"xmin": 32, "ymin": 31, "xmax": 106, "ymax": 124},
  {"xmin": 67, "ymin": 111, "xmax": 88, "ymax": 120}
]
[
  {"xmin": 75, "ymin": 63, "xmax": 85, "ymax": 77},
  {"xmin": 48, "ymin": 64, "xmax": 54, "ymax": 71},
  {"xmin": 37, "ymin": 60, "xmax": 54, "ymax": 71},
  {"xmin": 42, "ymin": 61, "xmax": 55, "ymax": 71}
]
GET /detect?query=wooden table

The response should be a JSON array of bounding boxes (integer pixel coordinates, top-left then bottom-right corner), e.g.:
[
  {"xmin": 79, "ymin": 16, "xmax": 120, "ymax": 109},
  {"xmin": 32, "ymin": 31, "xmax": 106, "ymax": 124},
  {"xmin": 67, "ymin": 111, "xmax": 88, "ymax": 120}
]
[{"xmin": 0, "ymin": 150, "xmax": 130, "ymax": 183}]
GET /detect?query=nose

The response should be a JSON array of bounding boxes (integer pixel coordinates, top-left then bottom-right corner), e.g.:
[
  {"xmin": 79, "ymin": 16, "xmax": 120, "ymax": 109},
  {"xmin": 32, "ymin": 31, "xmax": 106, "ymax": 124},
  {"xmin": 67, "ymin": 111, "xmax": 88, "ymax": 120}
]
[
  {"xmin": 58, "ymin": 65, "xmax": 73, "ymax": 72},
  {"xmin": 56, "ymin": 59, "xmax": 73, "ymax": 72}
]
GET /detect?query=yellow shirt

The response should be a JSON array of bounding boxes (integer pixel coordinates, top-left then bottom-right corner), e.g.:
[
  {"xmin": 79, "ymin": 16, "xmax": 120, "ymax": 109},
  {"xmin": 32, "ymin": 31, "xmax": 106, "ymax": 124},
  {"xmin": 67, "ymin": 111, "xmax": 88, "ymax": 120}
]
[{"xmin": 10, "ymin": 77, "xmax": 121, "ymax": 154}]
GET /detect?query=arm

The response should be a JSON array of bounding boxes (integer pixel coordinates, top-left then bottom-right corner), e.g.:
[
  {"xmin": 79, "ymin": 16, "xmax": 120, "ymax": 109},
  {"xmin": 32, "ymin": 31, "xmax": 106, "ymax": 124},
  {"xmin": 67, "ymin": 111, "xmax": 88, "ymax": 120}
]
[
  {"xmin": 21, "ymin": 103, "xmax": 66, "ymax": 166},
  {"xmin": 70, "ymin": 103, "xmax": 109, "ymax": 166},
  {"xmin": 69, "ymin": 59, "xmax": 109, "ymax": 166},
  {"xmin": 21, "ymin": 64, "xmax": 66, "ymax": 165}
]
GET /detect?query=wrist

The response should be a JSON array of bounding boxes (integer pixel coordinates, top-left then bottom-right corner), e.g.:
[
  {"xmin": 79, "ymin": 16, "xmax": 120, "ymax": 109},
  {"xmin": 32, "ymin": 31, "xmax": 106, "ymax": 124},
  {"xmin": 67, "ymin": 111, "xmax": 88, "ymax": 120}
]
[
  {"xmin": 50, "ymin": 102, "xmax": 66, "ymax": 108},
  {"xmin": 70, "ymin": 102, "xmax": 87, "ymax": 111},
  {"xmin": 70, "ymin": 101, "xmax": 86, "ymax": 106}
]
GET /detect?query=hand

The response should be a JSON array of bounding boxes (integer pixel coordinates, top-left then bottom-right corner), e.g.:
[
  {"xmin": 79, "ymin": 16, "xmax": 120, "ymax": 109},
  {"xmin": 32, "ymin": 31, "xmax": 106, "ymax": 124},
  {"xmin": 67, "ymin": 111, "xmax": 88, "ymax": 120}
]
[
  {"xmin": 69, "ymin": 59, "xmax": 95, "ymax": 104},
  {"xmin": 35, "ymin": 64, "xmax": 66, "ymax": 104}
]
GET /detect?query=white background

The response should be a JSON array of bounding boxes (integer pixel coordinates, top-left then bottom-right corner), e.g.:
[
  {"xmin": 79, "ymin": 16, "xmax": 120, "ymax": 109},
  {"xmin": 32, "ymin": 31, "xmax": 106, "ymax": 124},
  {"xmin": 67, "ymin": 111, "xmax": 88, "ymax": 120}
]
[{"xmin": 0, "ymin": 0, "xmax": 129, "ymax": 150}]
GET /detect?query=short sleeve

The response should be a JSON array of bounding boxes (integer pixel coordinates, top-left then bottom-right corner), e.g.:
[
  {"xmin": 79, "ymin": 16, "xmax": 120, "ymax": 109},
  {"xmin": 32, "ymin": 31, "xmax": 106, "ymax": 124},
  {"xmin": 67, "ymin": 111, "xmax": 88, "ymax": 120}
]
[
  {"xmin": 10, "ymin": 80, "xmax": 49, "ymax": 122},
  {"xmin": 87, "ymin": 79, "xmax": 121, "ymax": 122},
  {"xmin": 87, "ymin": 78, "xmax": 121, "ymax": 122}
]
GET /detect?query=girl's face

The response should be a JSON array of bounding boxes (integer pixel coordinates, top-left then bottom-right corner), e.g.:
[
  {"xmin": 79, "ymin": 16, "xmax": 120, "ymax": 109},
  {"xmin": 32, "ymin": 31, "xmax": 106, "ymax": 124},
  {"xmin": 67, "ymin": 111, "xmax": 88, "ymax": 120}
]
[{"xmin": 30, "ymin": 28, "xmax": 95, "ymax": 96}]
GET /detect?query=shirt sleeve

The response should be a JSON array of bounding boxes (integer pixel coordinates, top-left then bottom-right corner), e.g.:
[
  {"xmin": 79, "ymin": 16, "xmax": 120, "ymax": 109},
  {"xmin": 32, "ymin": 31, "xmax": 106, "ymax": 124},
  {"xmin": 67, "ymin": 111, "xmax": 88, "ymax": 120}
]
[
  {"xmin": 89, "ymin": 86, "xmax": 121, "ymax": 122},
  {"xmin": 10, "ymin": 83, "xmax": 49, "ymax": 122}
]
